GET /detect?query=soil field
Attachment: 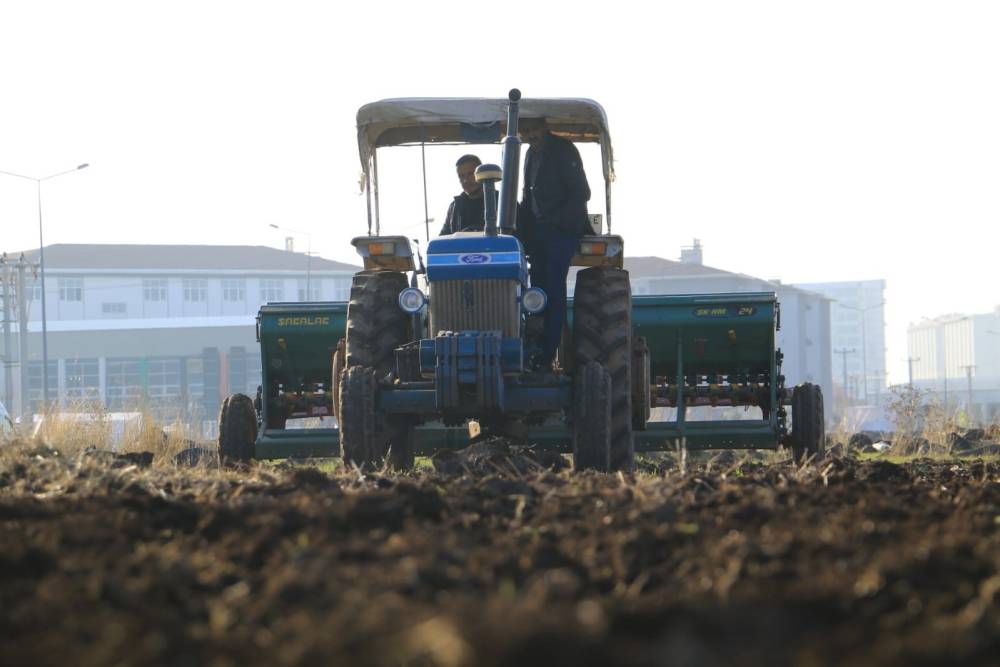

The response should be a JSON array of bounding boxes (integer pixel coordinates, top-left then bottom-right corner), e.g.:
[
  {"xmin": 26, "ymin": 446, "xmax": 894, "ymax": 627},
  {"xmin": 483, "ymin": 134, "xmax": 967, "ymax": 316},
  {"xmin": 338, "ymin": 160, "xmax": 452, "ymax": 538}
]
[{"xmin": 1, "ymin": 443, "xmax": 998, "ymax": 666}]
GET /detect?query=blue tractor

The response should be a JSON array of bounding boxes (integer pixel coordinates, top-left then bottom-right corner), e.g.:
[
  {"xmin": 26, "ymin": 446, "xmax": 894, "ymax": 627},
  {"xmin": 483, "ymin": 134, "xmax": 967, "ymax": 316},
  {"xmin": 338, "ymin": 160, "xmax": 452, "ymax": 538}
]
[{"xmin": 336, "ymin": 89, "xmax": 635, "ymax": 471}]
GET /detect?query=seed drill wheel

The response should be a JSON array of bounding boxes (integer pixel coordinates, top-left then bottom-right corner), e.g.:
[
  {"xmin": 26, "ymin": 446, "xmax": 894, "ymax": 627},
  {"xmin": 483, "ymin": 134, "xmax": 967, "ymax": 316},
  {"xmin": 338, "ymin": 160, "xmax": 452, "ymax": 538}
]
[
  {"xmin": 339, "ymin": 366, "xmax": 382, "ymax": 469},
  {"xmin": 573, "ymin": 361, "xmax": 612, "ymax": 472},
  {"xmin": 345, "ymin": 270, "xmax": 411, "ymax": 377},
  {"xmin": 218, "ymin": 393, "xmax": 257, "ymax": 466},
  {"xmin": 791, "ymin": 382, "xmax": 826, "ymax": 463},
  {"xmin": 572, "ymin": 267, "xmax": 634, "ymax": 472}
]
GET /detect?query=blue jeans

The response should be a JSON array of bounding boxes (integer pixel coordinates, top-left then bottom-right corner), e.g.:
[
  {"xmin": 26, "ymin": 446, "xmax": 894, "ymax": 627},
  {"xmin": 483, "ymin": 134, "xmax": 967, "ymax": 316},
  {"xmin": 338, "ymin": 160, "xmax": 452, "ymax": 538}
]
[{"xmin": 528, "ymin": 227, "xmax": 578, "ymax": 365}]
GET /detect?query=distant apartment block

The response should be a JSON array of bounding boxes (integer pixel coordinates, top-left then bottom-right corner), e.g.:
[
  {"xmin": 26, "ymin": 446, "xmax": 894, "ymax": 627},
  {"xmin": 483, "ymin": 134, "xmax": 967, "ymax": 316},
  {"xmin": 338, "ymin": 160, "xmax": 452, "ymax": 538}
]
[{"xmin": 793, "ymin": 279, "xmax": 887, "ymax": 405}]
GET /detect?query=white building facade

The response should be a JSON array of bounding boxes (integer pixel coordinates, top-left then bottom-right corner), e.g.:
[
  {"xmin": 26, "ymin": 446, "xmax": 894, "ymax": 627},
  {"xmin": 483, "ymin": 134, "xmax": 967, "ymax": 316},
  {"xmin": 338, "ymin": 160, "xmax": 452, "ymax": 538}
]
[
  {"xmin": 908, "ymin": 308, "xmax": 1000, "ymax": 419},
  {"xmin": 0, "ymin": 244, "xmax": 358, "ymax": 426}
]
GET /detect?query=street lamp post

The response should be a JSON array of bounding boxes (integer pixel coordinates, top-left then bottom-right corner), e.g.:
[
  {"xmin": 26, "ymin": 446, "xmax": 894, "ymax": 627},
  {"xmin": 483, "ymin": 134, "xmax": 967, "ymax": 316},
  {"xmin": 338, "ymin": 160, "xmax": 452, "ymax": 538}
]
[
  {"xmin": 269, "ymin": 224, "xmax": 313, "ymax": 300},
  {"xmin": 837, "ymin": 299, "xmax": 886, "ymax": 405},
  {"xmin": 0, "ymin": 163, "xmax": 89, "ymax": 407}
]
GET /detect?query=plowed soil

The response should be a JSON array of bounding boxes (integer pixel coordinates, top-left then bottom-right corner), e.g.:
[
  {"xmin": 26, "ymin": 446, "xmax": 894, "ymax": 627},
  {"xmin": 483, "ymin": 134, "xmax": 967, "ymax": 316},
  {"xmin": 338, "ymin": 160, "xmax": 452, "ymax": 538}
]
[{"xmin": 1, "ymin": 445, "xmax": 997, "ymax": 666}]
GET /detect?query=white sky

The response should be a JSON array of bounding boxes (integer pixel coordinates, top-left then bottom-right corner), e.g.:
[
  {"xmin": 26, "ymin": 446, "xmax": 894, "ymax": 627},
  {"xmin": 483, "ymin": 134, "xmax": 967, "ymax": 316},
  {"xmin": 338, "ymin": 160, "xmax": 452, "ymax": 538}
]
[{"xmin": 1, "ymin": 0, "xmax": 997, "ymax": 385}]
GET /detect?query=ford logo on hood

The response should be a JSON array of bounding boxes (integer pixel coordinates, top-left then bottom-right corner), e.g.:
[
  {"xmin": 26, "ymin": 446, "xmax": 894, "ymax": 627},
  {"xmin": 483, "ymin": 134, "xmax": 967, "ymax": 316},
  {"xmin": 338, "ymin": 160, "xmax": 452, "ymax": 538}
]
[{"xmin": 458, "ymin": 253, "xmax": 492, "ymax": 264}]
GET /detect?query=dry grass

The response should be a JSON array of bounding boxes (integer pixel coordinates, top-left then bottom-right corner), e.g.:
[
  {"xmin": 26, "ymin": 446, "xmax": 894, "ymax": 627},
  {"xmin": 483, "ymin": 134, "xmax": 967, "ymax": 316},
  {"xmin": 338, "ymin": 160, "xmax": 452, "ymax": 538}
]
[{"xmin": 0, "ymin": 401, "xmax": 213, "ymax": 469}]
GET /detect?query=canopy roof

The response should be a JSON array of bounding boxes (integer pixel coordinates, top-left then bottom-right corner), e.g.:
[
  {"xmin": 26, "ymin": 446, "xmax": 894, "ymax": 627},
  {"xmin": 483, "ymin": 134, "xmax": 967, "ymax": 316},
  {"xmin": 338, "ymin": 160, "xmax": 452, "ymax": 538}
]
[{"xmin": 356, "ymin": 97, "xmax": 615, "ymax": 185}]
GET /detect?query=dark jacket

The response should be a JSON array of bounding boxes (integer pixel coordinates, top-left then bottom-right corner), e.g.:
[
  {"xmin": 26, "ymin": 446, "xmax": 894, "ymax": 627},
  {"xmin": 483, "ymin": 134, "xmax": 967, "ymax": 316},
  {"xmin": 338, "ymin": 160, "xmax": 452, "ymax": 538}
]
[
  {"xmin": 439, "ymin": 191, "xmax": 499, "ymax": 235},
  {"xmin": 519, "ymin": 133, "xmax": 592, "ymax": 242}
]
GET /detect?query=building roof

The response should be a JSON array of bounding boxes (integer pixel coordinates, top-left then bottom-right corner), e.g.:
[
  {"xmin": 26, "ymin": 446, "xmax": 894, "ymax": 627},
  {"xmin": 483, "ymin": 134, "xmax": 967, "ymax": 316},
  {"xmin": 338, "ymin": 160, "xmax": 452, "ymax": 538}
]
[
  {"xmin": 621, "ymin": 256, "xmax": 733, "ymax": 278},
  {"xmin": 610, "ymin": 255, "xmax": 831, "ymax": 300},
  {"xmin": 14, "ymin": 244, "xmax": 359, "ymax": 272}
]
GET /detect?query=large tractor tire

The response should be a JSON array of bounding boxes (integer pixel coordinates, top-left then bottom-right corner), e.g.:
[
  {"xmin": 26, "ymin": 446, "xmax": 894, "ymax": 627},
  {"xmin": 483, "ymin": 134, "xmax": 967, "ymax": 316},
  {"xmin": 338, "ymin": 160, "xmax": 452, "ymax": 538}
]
[
  {"xmin": 573, "ymin": 267, "xmax": 634, "ymax": 472},
  {"xmin": 218, "ymin": 393, "xmax": 257, "ymax": 466},
  {"xmin": 573, "ymin": 361, "xmax": 612, "ymax": 472},
  {"xmin": 791, "ymin": 382, "xmax": 825, "ymax": 463},
  {"xmin": 386, "ymin": 417, "xmax": 415, "ymax": 471},
  {"xmin": 339, "ymin": 366, "xmax": 382, "ymax": 469},
  {"xmin": 345, "ymin": 270, "xmax": 410, "ymax": 378}
]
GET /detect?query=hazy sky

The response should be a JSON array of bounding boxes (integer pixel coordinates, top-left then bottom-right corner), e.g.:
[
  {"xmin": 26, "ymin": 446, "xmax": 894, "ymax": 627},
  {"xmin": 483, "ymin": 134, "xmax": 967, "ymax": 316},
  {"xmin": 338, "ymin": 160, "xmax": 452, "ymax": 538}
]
[{"xmin": 1, "ymin": 0, "xmax": 997, "ymax": 385}]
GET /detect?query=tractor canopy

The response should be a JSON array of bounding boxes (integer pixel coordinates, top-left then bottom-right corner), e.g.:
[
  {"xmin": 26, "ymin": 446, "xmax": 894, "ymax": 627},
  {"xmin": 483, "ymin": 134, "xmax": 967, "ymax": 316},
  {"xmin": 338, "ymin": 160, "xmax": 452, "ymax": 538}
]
[{"xmin": 356, "ymin": 97, "xmax": 615, "ymax": 188}]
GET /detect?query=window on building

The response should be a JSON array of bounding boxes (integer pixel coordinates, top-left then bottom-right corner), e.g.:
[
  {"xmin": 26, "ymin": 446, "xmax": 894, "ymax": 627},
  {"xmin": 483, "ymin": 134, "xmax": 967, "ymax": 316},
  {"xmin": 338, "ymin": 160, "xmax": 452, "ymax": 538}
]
[
  {"xmin": 147, "ymin": 358, "xmax": 182, "ymax": 403},
  {"xmin": 297, "ymin": 279, "xmax": 321, "ymax": 302},
  {"xmin": 65, "ymin": 358, "xmax": 100, "ymax": 403},
  {"xmin": 106, "ymin": 358, "xmax": 144, "ymax": 410},
  {"xmin": 27, "ymin": 360, "xmax": 58, "ymax": 410},
  {"xmin": 58, "ymin": 278, "xmax": 83, "ymax": 302},
  {"xmin": 222, "ymin": 279, "xmax": 245, "ymax": 302},
  {"xmin": 101, "ymin": 302, "xmax": 127, "ymax": 317},
  {"xmin": 331, "ymin": 279, "xmax": 350, "ymax": 301},
  {"xmin": 260, "ymin": 279, "xmax": 284, "ymax": 302},
  {"xmin": 183, "ymin": 279, "xmax": 207, "ymax": 302},
  {"xmin": 28, "ymin": 279, "xmax": 42, "ymax": 302},
  {"xmin": 143, "ymin": 278, "xmax": 167, "ymax": 302}
]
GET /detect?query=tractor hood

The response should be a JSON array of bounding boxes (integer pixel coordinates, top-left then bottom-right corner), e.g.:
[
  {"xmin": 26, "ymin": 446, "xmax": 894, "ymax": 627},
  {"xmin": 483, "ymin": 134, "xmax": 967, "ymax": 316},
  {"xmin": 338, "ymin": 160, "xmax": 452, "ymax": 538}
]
[
  {"xmin": 425, "ymin": 234, "xmax": 527, "ymax": 283},
  {"xmin": 356, "ymin": 97, "xmax": 615, "ymax": 187}
]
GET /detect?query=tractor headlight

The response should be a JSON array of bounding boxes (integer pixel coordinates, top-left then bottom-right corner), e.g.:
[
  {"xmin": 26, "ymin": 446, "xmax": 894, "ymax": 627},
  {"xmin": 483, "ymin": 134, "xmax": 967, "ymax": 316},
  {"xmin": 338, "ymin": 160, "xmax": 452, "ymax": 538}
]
[
  {"xmin": 522, "ymin": 287, "xmax": 547, "ymax": 314},
  {"xmin": 398, "ymin": 287, "xmax": 426, "ymax": 314}
]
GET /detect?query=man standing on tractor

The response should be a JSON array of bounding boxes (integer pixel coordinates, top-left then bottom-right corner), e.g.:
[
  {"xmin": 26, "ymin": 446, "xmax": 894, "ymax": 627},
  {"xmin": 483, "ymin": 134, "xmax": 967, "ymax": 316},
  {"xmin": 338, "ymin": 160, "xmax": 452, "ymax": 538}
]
[
  {"xmin": 518, "ymin": 117, "xmax": 593, "ymax": 369},
  {"xmin": 439, "ymin": 154, "xmax": 489, "ymax": 235}
]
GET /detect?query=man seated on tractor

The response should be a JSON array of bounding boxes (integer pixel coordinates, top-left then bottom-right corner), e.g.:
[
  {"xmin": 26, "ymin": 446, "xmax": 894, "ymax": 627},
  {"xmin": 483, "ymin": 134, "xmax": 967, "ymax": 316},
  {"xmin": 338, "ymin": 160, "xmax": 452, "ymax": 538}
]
[
  {"xmin": 439, "ymin": 154, "xmax": 490, "ymax": 235},
  {"xmin": 517, "ymin": 117, "xmax": 593, "ymax": 370}
]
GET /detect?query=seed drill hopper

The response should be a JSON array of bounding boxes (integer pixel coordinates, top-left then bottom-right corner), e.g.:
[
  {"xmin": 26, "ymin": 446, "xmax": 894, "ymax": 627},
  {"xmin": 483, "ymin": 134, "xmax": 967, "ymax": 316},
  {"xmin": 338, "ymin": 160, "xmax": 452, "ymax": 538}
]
[{"xmin": 218, "ymin": 90, "xmax": 825, "ymax": 470}]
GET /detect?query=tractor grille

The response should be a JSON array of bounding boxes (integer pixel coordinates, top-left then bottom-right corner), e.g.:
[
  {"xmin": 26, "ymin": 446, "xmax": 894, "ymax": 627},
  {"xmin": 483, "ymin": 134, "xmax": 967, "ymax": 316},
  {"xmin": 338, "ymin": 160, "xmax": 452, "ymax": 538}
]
[{"xmin": 429, "ymin": 278, "xmax": 519, "ymax": 338}]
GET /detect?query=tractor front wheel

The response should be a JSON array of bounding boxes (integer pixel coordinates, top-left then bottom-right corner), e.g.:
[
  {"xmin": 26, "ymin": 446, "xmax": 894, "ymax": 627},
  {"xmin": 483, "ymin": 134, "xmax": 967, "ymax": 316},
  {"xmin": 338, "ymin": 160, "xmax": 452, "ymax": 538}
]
[
  {"xmin": 339, "ymin": 366, "xmax": 382, "ymax": 469},
  {"xmin": 218, "ymin": 393, "xmax": 257, "ymax": 466},
  {"xmin": 345, "ymin": 270, "xmax": 410, "ymax": 378},
  {"xmin": 572, "ymin": 361, "xmax": 612, "ymax": 472}
]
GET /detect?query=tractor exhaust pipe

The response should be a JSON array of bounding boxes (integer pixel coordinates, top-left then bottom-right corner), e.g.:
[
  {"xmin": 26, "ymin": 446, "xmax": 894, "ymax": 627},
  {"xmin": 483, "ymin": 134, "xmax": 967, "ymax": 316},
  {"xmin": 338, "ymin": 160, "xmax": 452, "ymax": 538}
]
[{"xmin": 497, "ymin": 88, "xmax": 521, "ymax": 235}]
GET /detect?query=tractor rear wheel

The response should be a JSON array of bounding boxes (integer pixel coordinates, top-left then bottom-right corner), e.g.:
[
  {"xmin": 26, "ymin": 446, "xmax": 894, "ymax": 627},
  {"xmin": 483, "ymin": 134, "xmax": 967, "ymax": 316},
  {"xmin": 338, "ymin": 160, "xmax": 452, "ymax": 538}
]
[
  {"xmin": 386, "ymin": 417, "xmax": 415, "ymax": 471},
  {"xmin": 339, "ymin": 366, "xmax": 382, "ymax": 469},
  {"xmin": 791, "ymin": 382, "xmax": 825, "ymax": 463},
  {"xmin": 573, "ymin": 267, "xmax": 634, "ymax": 472},
  {"xmin": 345, "ymin": 270, "xmax": 410, "ymax": 378},
  {"xmin": 573, "ymin": 361, "xmax": 612, "ymax": 472},
  {"xmin": 218, "ymin": 393, "xmax": 257, "ymax": 466}
]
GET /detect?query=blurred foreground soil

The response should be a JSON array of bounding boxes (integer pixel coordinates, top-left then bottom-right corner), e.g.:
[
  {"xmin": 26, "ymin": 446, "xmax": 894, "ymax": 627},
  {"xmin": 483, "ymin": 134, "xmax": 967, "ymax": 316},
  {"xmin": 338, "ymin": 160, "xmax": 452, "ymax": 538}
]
[{"xmin": 1, "ymin": 443, "xmax": 997, "ymax": 666}]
